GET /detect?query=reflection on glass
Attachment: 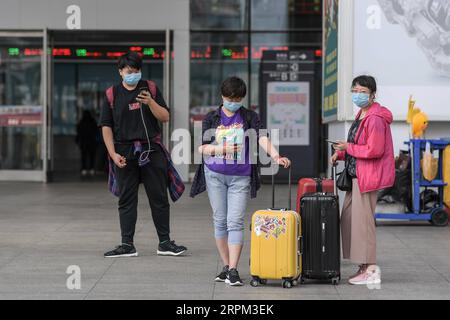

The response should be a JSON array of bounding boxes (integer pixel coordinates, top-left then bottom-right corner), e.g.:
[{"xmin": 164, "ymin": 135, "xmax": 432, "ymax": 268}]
[
  {"xmin": 190, "ymin": 32, "xmax": 249, "ymax": 124},
  {"xmin": 191, "ymin": 0, "xmax": 248, "ymax": 30},
  {"xmin": 189, "ymin": 30, "xmax": 322, "ymax": 119},
  {"xmin": 250, "ymin": 32, "xmax": 322, "ymax": 110},
  {"xmin": 52, "ymin": 62, "xmax": 163, "ymax": 174},
  {"xmin": 252, "ymin": 0, "xmax": 322, "ymax": 30},
  {"xmin": 0, "ymin": 37, "xmax": 43, "ymax": 170},
  {"xmin": 191, "ymin": 0, "xmax": 322, "ymax": 31}
]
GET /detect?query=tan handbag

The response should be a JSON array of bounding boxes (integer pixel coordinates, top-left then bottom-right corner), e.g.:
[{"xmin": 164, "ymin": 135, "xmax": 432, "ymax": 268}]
[{"xmin": 421, "ymin": 142, "xmax": 438, "ymax": 182}]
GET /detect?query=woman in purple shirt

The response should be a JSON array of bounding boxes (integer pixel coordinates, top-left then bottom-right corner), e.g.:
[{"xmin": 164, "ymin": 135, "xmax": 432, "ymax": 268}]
[{"xmin": 193, "ymin": 77, "xmax": 291, "ymax": 286}]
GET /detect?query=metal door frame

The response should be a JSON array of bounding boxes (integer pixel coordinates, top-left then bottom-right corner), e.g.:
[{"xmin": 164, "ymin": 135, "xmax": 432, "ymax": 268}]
[
  {"xmin": 0, "ymin": 30, "xmax": 48, "ymax": 182},
  {"xmin": 46, "ymin": 29, "xmax": 173, "ymax": 179},
  {"xmin": 163, "ymin": 29, "xmax": 172, "ymax": 149}
]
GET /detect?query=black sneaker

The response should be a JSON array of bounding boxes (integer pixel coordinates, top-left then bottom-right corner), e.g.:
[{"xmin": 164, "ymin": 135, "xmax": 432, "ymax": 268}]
[
  {"xmin": 225, "ymin": 268, "xmax": 243, "ymax": 286},
  {"xmin": 104, "ymin": 244, "xmax": 138, "ymax": 258},
  {"xmin": 157, "ymin": 240, "xmax": 187, "ymax": 256},
  {"xmin": 215, "ymin": 265, "xmax": 229, "ymax": 282}
]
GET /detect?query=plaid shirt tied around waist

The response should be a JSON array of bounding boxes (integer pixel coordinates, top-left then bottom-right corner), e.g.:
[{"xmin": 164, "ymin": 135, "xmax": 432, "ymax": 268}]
[{"xmin": 108, "ymin": 134, "xmax": 185, "ymax": 202}]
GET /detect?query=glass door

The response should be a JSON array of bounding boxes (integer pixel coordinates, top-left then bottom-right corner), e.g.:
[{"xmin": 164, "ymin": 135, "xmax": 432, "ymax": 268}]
[
  {"xmin": 0, "ymin": 31, "xmax": 47, "ymax": 181},
  {"xmin": 48, "ymin": 30, "xmax": 170, "ymax": 181}
]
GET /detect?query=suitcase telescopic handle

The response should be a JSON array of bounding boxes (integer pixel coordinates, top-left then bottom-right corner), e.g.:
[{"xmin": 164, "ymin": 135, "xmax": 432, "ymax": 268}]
[
  {"xmin": 298, "ymin": 235, "xmax": 303, "ymax": 256},
  {"xmin": 271, "ymin": 165, "xmax": 292, "ymax": 211},
  {"xmin": 332, "ymin": 164, "xmax": 337, "ymax": 195},
  {"xmin": 331, "ymin": 144, "xmax": 338, "ymax": 195}
]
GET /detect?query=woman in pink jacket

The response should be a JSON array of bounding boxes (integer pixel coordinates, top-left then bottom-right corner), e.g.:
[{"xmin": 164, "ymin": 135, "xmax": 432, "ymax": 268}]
[{"xmin": 331, "ymin": 75, "xmax": 395, "ymax": 285}]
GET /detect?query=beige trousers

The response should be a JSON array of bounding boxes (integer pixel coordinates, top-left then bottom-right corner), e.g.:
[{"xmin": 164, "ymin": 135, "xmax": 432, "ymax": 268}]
[{"xmin": 341, "ymin": 179, "xmax": 378, "ymax": 265}]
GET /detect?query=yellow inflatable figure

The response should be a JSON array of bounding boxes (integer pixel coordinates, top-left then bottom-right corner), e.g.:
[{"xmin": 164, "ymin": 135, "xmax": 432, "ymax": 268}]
[
  {"xmin": 412, "ymin": 112, "xmax": 429, "ymax": 139},
  {"xmin": 407, "ymin": 95, "xmax": 420, "ymax": 124},
  {"xmin": 407, "ymin": 95, "xmax": 429, "ymax": 138}
]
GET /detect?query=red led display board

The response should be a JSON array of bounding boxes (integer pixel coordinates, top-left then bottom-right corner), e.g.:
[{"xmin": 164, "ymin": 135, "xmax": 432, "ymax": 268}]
[{"xmin": 4, "ymin": 44, "xmax": 318, "ymax": 61}]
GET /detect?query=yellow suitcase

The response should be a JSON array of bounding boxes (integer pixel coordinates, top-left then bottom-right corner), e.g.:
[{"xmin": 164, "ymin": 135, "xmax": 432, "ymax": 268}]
[
  {"xmin": 444, "ymin": 146, "xmax": 450, "ymax": 209},
  {"xmin": 250, "ymin": 168, "xmax": 302, "ymax": 289}
]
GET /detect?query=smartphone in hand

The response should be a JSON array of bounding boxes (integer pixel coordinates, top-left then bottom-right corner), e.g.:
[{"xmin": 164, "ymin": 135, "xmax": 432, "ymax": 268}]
[
  {"xmin": 326, "ymin": 139, "xmax": 339, "ymax": 145},
  {"xmin": 136, "ymin": 87, "xmax": 149, "ymax": 103},
  {"xmin": 138, "ymin": 87, "xmax": 148, "ymax": 95}
]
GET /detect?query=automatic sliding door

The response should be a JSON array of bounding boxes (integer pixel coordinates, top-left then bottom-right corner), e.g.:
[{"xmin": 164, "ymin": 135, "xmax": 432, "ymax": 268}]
[
  {"xmin": 0, "ymin": 32, "xmax": 46, "ymax": 181},
  {"xmin": 49, "ymin": 31, "xmax": 168, "ymax": 179}
]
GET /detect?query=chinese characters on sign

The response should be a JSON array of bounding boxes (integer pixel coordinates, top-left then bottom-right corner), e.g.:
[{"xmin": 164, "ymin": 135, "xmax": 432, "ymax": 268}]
[{"xmin": 267, "ymin": 82, "xmax": 310, "ymax": 146}]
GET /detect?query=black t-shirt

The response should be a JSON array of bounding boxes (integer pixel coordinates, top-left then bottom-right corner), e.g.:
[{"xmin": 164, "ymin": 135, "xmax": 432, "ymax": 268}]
[{"xmin": 99, "ymin": 80, "xmax": 168, "ymax": 143}]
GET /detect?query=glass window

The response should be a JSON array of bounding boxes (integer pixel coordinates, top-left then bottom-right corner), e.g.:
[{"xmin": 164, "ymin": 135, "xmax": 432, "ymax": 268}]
[
  {"xmin": 189, "ymin": 32, "xmax": 249, "ymax": 161},
  {"xmin": 190, "ymin": 32, "xmax": 249, "ymax": 123},
  {"xmin": 251, "ymin": 0, "xmax": 322, "ymax": 30},
  {"xmin": 191, "ymin": 0, "xmax": 322, "ymax": 31},
  {"xmin": 189, "ymin": 1, "xmax": 323, "ymax": 175},
  {"xmin": 250, "ymin": 32, "xmax": 322, "ymax": 112},
  {"xmin": 0, "ymin": 36, "xmax": 43, "ymax": 170},
  {"xmin": 53, "ymin": 64, "xmax": 76, "ymax": 136},
  {"xmin": 191, "ymin": 0, "xmax": 248, "ymax": 30}
]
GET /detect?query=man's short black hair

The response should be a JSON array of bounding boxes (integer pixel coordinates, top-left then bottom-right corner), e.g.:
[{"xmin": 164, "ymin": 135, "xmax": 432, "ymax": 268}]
[
  {"xmin": 352, "ymin": 75, "xmax": 377, "ymax": 94},
  {"xmin": 221, "ymin": 77, "xmax": 247, "ymax": 99},
  {"xmin": 118, "ymin": 51, "xmax": 143, "ymax": 70}
]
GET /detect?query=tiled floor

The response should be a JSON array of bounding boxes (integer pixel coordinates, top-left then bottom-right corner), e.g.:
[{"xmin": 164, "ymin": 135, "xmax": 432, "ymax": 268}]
[{"xmin": 0, "ymin": 181, "xmax": 449, "ymax": 300}]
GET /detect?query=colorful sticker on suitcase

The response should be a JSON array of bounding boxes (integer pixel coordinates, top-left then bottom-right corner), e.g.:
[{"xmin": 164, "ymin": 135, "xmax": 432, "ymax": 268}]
[{"xmin": 254, "ymin": 215, "xmax": 287, "ymax": 239}]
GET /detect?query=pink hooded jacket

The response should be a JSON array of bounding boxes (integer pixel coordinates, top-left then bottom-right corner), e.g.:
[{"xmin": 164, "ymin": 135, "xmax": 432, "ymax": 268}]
[{"xmin": 337, "ymin": 102, "xmax": 395, "ymax": 194}]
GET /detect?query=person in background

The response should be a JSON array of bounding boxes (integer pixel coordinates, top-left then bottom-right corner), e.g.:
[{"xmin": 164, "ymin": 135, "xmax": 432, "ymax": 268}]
[
  {"xmin": 191, "ymin": 77, "xmax": 291, "ymax": 286},
  {"xmin": 76, "ymin": 110, "xmax": 98, "ymax": 177},
  {"xmin": 331, "ymin": 75, "xmax": 395, "ymax": 285}
]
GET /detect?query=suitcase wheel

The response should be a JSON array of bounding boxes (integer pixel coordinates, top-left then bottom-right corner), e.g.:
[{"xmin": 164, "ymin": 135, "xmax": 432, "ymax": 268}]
[
  {"xmin": 251, "ymin": 277, "xmax": 266, "ymax": 287},
  {"xmin": 332, "ymin": 277, "xmax": 340, "ymax": 286},
  {"xmin": 250, "ymin": 279, "xmax": 259, "ymax": 287},
  {"xmin": 282, "ymin": 280, "xmax": 293, "ymax": 289}
]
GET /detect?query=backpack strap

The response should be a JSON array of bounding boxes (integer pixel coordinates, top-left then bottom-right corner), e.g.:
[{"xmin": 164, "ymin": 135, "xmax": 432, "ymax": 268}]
[
  {"xmin": 106, "ymin": 86, "xmax": 115, "ymax": 108},
  {"xmin": 146, "ymin": 80, "xmax": 157, "ymax": 99}
]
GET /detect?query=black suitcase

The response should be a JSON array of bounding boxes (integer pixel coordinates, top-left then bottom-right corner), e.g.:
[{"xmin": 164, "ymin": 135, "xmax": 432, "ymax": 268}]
[{"xmin": 299, "ymin": 166, "xmax": 341, "ymax": 285}]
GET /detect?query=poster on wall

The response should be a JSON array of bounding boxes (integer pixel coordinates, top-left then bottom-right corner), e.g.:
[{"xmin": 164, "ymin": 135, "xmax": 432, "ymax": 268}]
[
  {"xmin": 354, "ymin": 0, "xmax": 450, "ymax": 120},
  {"xmin": 322, "ymin": 0, "xmax": 339, "ymax": 123},
  {"xmin": 267, "ymin": 82, "xmax": 310, "ymax": 146},
  {"xmin": 0, "ymin": 106, "xmax": 42, "ymax": 127}
]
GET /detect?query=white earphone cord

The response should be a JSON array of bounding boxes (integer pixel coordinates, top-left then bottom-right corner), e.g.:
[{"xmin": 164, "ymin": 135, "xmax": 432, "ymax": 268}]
[{"xmin": 139, "ymin": 101, "xmax": 153, "ymax": 163}]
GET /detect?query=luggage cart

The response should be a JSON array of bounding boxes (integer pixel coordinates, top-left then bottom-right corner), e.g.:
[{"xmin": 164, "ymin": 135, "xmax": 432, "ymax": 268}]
[{"xmin": 375, "ymin": 139, "xmax": 450, "ymax": 226}]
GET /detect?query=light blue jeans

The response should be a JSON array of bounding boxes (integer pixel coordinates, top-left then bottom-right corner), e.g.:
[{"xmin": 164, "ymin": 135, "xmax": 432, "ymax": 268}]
[{"xmin": 204, "ymin": 166, "xmax": 251, "ymax": 245}]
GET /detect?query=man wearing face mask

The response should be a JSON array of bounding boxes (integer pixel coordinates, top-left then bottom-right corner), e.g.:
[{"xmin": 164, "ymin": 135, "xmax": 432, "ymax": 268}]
[
  {"xmin": 99, "ymin": 51, "xmax": 187, "ymax": 258},
  {"xmin": 190, "ymin": 77, "xmax": 291, "ymax": 286},
  {"xmin": 330, "ymin": 75, "xmax": 395, "ymax": 285}
]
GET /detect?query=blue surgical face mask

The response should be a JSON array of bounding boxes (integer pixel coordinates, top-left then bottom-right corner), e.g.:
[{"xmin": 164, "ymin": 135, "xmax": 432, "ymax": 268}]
[
  {"xmin": 352, "ymin": 92, "xmax": 371, "ymax": 108},
  {"xmin": 123, "ymin": 72, "xmax": 142, "ymax": 86},
  {"xmin": 223, "ymin": 99, "xmax": 242, "ymax": 113}
]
